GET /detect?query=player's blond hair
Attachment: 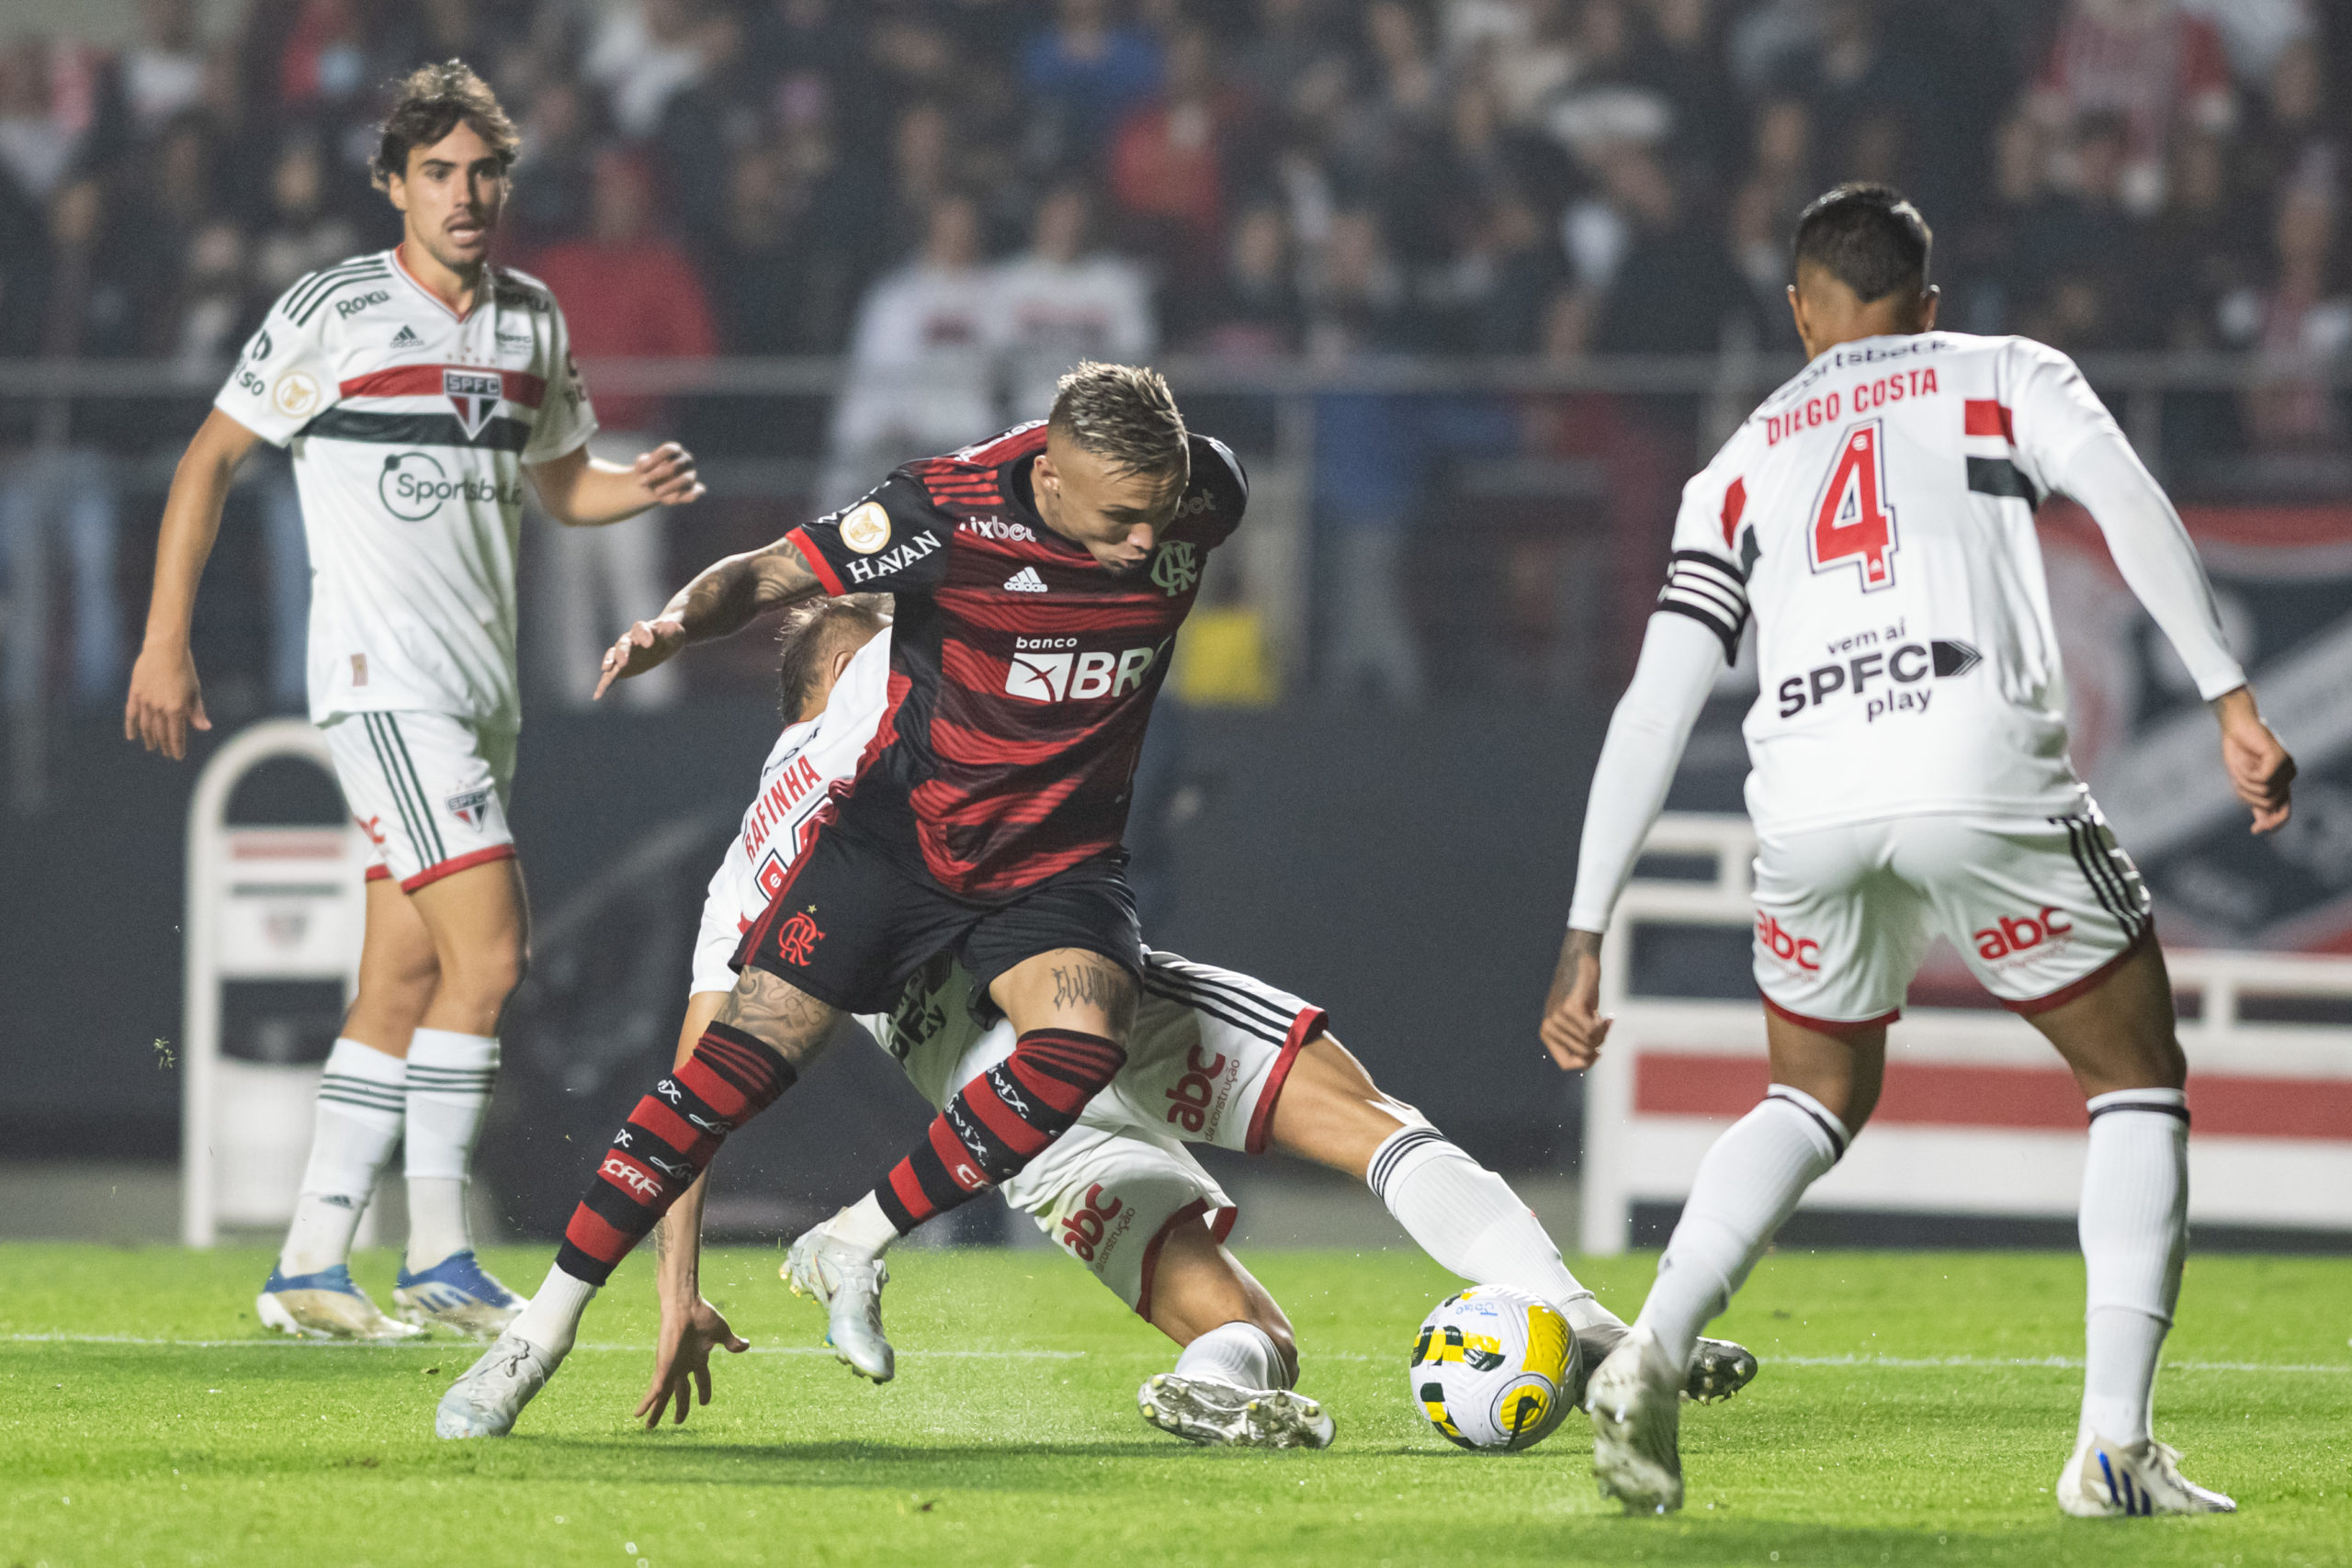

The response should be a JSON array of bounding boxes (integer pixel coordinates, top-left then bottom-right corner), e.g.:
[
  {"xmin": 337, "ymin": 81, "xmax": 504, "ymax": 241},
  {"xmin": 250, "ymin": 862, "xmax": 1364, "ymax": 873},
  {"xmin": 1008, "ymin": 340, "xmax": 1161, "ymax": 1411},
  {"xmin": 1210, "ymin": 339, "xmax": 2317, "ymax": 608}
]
[
  {"xmin": 1047, "ymin": 362, "xmax": 1190, "ymax": 486},
  {"xmin": 776, "ymin": 594, "xmax": 889, "ymax": 720},
  {"xmin": 372, "ymin": 60, "xmax": 519, "ymax": 189}
]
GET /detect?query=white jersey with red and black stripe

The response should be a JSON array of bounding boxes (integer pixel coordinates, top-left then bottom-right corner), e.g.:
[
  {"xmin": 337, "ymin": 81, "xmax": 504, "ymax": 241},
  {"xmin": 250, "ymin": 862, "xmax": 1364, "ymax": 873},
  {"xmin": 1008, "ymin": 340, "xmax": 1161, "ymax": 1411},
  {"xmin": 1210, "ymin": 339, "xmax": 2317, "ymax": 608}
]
[
  {"xmin": 1657, "ymin": 331, "xmax": 2244, "ymax": 840},
  {"xmin": 214, "ymin": 247, "xmax": 597, "ymax": 729},
  {"xmin": 689, "ymin": 628, "xmax": 897, "ymax": 990}
]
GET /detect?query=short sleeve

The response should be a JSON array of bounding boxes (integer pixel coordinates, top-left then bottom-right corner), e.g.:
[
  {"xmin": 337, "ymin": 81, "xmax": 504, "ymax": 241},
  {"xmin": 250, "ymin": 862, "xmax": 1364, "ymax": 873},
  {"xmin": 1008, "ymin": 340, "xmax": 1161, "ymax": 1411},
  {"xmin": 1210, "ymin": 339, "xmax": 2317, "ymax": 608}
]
[
  {"xmin": 1654, "ymin": 443, "xmax": 1753, "ymax": 661},
  {"xmin": 212, "ymin": 296, "xmax": 337, "ymax": 446},
  {"xmin": 2006, "ymin": 340, "xmax": 2122, "ymax": 502},
  {"xmin": 523, "ymin": 298, "xmax": 598, "ymax": 463},
  {"xmin": 1174, "ymin": 434, "xmax": 1248, "ymax": 548},
  {"xmin": 786, "ymin": 472, "xmax": 951, "ymax": 595}
]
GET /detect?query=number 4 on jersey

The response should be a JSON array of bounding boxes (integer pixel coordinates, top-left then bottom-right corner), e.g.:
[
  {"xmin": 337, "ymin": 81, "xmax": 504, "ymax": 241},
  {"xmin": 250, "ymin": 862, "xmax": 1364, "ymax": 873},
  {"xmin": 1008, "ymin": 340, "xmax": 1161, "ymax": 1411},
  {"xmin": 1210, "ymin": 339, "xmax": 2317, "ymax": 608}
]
[{"xmin": 1810, "ymin": 420, "xmax": 1898, "ymax": 592}]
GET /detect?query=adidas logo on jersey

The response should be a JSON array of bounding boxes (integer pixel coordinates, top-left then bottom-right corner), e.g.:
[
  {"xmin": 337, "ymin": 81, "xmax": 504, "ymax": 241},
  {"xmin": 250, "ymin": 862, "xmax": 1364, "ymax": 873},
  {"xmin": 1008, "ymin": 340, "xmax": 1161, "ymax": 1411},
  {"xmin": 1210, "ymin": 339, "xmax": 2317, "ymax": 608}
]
[
  {"xmin": 390, "ymin": 325, "xmax": 422, "ymax": 348},
  {"xmin": 1003, "ymin": 567, "xmax": 1049, "ymax": 592}
]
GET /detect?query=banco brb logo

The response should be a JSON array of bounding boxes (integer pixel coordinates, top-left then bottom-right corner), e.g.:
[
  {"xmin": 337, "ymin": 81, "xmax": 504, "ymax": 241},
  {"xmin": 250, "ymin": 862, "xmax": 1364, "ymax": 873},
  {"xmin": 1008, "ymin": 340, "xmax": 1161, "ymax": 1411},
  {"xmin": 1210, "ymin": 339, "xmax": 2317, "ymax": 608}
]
[{"xmin": 1003, "ymin": 637, "xmax": 1160, "ymax": 702}]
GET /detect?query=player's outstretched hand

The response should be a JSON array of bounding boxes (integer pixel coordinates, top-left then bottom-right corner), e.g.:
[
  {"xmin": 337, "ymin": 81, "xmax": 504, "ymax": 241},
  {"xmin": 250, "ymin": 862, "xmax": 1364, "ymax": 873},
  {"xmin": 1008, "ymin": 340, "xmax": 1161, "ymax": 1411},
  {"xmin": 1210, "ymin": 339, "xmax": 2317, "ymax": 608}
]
[
  {"xmin": 594, "ymin": 616, "xmax": 687, "ymax": 700},
  {"xmin": 638, "ymin": 1296, "xmax": 749, "ymax": 1428},
  {"xmin": 2213, "ymin": 686, "xmax": 2295, "ymax": 834},
  {"xmin": 1539, "ymin": 928, "xmax": 1611, "ymax": 1071},
  {"xmin": 123, "ymin": 641, "xmax": 211, "ymax": 760},
  {"xmin": 634, "ymin": 442, "xmax": 705, "ymax": 508}
]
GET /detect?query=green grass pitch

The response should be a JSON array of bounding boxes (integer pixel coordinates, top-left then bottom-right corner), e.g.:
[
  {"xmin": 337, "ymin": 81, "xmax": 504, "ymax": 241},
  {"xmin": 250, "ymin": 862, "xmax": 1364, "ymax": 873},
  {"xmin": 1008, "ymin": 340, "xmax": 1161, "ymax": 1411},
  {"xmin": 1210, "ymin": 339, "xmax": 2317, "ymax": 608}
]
[{"xmin": 2, "ymin": 1243, "xmax": 2346, "ymax": 1567}]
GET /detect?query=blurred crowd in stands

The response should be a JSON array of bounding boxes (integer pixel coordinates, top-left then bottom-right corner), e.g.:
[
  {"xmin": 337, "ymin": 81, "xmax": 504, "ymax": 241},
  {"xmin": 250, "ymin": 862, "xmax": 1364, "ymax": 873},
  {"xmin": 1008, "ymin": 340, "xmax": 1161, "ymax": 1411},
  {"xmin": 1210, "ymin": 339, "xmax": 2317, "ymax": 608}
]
[
  {"xmin": 0, "ymin": 0, "xmax": 2341, "ymax": 369},
  {"xmin": 0, "ymin": 0, "xmax": 2346, "ymax": 723}
]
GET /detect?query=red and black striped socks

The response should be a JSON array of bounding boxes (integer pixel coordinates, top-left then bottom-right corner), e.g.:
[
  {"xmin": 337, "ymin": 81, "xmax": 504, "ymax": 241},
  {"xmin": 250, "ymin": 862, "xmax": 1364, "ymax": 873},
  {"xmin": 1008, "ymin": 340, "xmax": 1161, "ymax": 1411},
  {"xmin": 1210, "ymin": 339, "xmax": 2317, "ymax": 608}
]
[
  {"xmin": 555, "ymin": 1021, "xmax": 796, "ymax": 1286},
  {"xmin": 876, "ymin": 1028, "xmax": 1126, "ymax": 1234}
]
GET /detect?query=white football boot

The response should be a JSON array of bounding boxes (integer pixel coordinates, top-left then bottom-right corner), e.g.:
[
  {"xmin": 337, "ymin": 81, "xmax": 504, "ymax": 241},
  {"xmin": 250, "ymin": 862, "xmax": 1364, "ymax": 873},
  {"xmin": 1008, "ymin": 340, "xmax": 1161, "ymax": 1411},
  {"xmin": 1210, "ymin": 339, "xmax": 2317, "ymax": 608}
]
[
  {"xmin": 256, "ymin": 1265, "xmax": 423, "ymax": 1341},
  {"xmin": 784, "ymin": 1221, "xmax": 895, "ymax": 1382},
  {"xmin": 1589, "ymin": 1327, "xmax": 1685, "ymax": 1515},
  {"xmin": 2057, "ymin": 1432, "xmax": 2237, "ymax": 1517},
  {"xmin": 1570, "ymin": 1322, "xmax": 1758, "ymax": 1409},
  {"xmin": 1137, "ymin": 1372, "xmax": 1336, "ymax": 1450},
  {"xmin": 435, "ymin": 1328, "xmax": 566, "ymax": 1438}
]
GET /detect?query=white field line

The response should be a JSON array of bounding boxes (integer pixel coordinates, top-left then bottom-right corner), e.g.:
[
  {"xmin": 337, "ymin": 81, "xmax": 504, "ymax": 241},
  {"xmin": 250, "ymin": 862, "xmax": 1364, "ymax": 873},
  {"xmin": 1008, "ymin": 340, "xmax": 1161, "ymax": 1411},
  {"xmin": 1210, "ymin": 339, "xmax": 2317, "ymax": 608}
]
[
  {"xmin": 1, "ymin": 1333, "xmax": 1082, "ymax": 1359},
  {"xmin": 6, "ymin": 1336, "xmax": 2341, "ymax": 1373},
  {"xmin": 1773, "ymin": 1353, "xmax": 2351, "ymax": 1373}
]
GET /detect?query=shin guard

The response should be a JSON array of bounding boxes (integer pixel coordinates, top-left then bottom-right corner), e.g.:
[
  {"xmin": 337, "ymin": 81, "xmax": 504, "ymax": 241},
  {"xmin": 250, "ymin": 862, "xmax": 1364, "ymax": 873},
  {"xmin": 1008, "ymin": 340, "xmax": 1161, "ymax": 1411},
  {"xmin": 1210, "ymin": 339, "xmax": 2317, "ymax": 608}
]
[
  {"xmin": 555, "ymin": 1021, "xmax": 796, "ymax": 1285},
  {"xmin": 876, "ymin": 1028, "xmax": 1125, "ymax": 1234}
]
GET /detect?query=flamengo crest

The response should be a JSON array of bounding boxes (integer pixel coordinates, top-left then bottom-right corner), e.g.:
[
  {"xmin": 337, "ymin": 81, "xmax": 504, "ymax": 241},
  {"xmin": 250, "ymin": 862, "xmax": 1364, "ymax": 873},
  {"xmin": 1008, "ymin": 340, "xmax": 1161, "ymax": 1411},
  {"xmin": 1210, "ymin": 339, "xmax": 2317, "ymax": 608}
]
[{"xmin": 1150, "ymin": 540, "xmax": 1200, "ymax": 597}]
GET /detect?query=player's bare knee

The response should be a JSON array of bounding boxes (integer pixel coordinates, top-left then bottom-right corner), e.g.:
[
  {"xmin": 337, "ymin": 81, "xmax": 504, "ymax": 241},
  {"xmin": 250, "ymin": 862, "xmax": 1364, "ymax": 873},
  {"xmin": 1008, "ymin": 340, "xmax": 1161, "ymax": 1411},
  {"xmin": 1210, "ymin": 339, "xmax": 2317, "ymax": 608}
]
[{"xmin": 441, "ymin": 935, "xmax": 526, "ymax": 1014}]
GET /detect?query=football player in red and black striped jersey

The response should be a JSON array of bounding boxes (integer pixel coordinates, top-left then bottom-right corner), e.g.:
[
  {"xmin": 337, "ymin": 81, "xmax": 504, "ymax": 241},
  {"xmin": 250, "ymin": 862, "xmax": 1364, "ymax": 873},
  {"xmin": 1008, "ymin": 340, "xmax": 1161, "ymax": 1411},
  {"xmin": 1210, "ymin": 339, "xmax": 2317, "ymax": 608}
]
[{"xmin": 439, "ymin": 362, "xmax": 1252, "ymax": 1437}]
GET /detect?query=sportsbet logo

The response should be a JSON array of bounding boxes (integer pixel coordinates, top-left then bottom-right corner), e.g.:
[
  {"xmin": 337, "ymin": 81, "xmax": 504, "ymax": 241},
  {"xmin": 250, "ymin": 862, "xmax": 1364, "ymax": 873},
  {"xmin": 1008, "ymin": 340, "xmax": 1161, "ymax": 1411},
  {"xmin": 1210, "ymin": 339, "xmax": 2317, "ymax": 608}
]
[
  {"xmin": 1004, "ymin": 637, "xmax": 1159, "ymax": 703},
  {"xmin": 379, "ymin": 451, "xmax": 522, "ymax": 521}
]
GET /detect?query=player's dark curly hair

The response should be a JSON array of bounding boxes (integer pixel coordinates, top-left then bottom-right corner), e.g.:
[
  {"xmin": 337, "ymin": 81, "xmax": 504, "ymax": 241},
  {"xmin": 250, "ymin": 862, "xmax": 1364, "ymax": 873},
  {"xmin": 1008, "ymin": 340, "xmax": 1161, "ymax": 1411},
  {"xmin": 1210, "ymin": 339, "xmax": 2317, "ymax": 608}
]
[
  {"xmin": 1792, "ymin": 183, "xmax": 1933, "ymax": 303},
  {"xmin": 371, "ymin": 60, "xmax": 519, "ymax": 189},
  {"xmin": 1048, "ymin": 362, "xmax": 1190, "ymax": 486},
  {"xmin": 776, "ymin": 594, "xmax": 890, "ymax": 721}
]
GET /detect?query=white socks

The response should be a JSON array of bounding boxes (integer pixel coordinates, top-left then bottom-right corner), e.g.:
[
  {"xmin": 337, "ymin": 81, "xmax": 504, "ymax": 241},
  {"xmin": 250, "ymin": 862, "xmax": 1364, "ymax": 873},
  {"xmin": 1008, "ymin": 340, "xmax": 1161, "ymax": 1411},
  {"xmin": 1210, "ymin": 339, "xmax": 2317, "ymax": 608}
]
[
  {"xmin": 404, "ymin": 1029, "xmax": 500, "ymax": 1271},
  {"xmin": 1367, "ymin": 1125, "xmax": 1615, "ymax": 1334},
  {"xmin": 281, "ymin": 1039, "xmax": 407, "ymax": 1276},
  {"xmin": 830, "ymin": 1191, "xmax": 900, "ymax": 1254},
  {"xmin": 1636, "ymin": 1086, "xmax": 1847, "ymax": 1369},
  {"xmin": 510, "ymin": 1264, "xmax": 597, "ymax": 1358},
  {"xmin": 1175, "ymin": 1320, "xmax": 1286, "ymax": 1391},
  {"xmin": 2078, "ymin": 1088, "xmax": 2188, "ymax": 1445}
]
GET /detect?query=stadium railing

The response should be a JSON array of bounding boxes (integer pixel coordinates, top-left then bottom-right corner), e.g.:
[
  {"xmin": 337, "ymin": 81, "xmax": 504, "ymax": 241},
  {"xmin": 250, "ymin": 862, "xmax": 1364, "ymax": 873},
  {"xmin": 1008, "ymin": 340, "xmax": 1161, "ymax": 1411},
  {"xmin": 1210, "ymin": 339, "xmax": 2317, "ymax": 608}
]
[
  {"xmin": 3, "ymin": 347, "xmax": 2343, "ymax": 806},
  {"xmin": 1582, "ymin": 812, "xmax": 2352, "ymax": 1253}
]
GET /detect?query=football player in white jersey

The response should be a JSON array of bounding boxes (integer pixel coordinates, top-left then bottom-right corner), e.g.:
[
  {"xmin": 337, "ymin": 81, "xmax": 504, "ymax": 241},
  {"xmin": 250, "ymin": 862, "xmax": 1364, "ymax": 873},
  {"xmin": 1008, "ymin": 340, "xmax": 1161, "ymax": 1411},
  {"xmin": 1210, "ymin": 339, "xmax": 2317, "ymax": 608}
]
[
  {"xmin": 1539, "ymin": 186, "xmax": 2294, "ymax": 1517},
  {"xmin": 125, "ymin": 62, "xmax": 703, "ymax": 1339},
  {"xmin": 435, "ymin": 596, "xmax": 1758, "ymax": 1443}
]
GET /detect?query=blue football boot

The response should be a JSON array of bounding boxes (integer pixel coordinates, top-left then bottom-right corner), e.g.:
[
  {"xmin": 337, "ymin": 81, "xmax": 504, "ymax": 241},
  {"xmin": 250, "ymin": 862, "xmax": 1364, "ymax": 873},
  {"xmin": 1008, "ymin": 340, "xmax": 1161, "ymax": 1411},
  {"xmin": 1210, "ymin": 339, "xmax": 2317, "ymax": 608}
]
[
  {"xmin": 394, "ymin": 1250, "xmax": 526, "ymax": 1337},
  {"xmin": 256, "ymin": 1263, "xmax": 423, "ymax": 1340}
]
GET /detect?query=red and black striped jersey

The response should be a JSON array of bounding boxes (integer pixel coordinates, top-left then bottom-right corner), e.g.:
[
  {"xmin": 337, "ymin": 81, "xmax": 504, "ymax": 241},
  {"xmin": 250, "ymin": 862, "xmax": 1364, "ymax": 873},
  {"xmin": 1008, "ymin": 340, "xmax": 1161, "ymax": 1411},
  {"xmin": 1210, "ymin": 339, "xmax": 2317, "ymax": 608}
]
[{"xmin": 786, "ymin": 422, "xmax": 1246, "ymax": 897}]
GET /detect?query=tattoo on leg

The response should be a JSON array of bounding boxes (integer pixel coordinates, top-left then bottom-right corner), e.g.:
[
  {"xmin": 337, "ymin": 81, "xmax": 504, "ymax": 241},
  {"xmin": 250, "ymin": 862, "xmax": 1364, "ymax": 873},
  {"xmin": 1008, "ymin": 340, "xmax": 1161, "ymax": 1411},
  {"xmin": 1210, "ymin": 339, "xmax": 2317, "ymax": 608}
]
[
  {"xmin": 1048, "ymin": 959, "xmax": 1136, "ymax": 1032},
  {"xmin": 718, "ymin": 968, "xmax": 840, "ymax": 1068}
]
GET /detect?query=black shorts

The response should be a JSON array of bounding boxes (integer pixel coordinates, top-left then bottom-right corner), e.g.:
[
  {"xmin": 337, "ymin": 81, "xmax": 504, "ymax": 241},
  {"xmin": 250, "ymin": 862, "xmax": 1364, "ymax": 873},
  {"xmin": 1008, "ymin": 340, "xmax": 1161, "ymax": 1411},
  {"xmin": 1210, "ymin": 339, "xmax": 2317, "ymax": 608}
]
[{"xmin": 731, "ymin": 825, "xmax": 1144, "ymax": 1019}]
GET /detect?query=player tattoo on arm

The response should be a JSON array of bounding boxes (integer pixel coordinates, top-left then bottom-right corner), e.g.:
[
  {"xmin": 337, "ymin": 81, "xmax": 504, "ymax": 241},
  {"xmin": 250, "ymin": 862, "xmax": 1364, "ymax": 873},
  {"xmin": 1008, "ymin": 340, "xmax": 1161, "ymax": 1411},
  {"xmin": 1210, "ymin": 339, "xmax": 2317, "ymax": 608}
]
[
  {"xmin": 715, "ymin": 967, "xmax": 840, "ymax": 1069},
  {"xmin": 668, "ymin": 539, "xmax": 826, "ymax": 646}
]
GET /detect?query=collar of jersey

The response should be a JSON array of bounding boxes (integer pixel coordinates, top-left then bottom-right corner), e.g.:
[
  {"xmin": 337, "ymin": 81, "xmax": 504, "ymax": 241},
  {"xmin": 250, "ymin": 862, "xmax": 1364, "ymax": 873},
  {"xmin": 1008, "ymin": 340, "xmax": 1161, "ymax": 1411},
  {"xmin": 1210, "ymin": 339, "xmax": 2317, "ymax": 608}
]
[{"xmin": 390, "ymin": 243, "xmax": 480, "ymax": 324}]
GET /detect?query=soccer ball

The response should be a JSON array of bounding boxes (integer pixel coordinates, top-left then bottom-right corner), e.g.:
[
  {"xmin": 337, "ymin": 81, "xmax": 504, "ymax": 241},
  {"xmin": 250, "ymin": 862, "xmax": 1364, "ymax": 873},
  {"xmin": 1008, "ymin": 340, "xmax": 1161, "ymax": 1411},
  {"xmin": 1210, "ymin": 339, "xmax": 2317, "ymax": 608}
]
[{"xmin": 1408, "ymin": 1285, "xmax": 1580, "ymax": 1451}]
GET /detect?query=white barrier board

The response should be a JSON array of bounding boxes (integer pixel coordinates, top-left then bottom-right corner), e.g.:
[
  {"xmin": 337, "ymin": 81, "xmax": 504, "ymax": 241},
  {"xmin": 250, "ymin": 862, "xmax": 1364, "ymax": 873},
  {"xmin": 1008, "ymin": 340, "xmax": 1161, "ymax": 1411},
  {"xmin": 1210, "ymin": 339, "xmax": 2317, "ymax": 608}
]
[
  {"xmin": 182, "ymin": 722, "xmax": 371, "ymax": 1245},
  {"xmin": 1581, "ymin": 815, "xmax": 2352, "ymax": 1253}
]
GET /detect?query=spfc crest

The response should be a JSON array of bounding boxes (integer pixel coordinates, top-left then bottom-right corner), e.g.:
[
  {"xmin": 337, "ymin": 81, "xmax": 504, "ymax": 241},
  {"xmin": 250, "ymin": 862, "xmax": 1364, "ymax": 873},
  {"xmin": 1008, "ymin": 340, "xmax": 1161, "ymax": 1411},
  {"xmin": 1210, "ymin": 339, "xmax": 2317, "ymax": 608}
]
[
  {"xmin": 446, "ymin": 784, "xmax": 493, "ymax": 830},
  {"xmin": 443, "ymin": 368, "xmax": 503, "ymax": 439}
]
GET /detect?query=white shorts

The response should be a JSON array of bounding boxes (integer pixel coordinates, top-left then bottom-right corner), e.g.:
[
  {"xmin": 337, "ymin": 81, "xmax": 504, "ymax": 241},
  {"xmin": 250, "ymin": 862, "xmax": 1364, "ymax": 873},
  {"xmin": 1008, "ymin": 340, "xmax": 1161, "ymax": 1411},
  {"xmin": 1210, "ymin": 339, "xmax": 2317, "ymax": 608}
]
[
  {"xmin": 832, "ymin": 951, "xmax": 1325, "ymax": 1314},
  {"xmin": 690, "ymin": 854, "xmax": 756, "ymax": 998},
  {"xmin": 1012, "ymin": 1122, "xmax": 1239, "ymax": 1317},
  {"xmin": 322, "ymin": 710, "xmax": 517, "ymax": 891},
  {"xmin": 1751, "ymin": 808, "xmax": 2153, "ymax": 1030}
]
